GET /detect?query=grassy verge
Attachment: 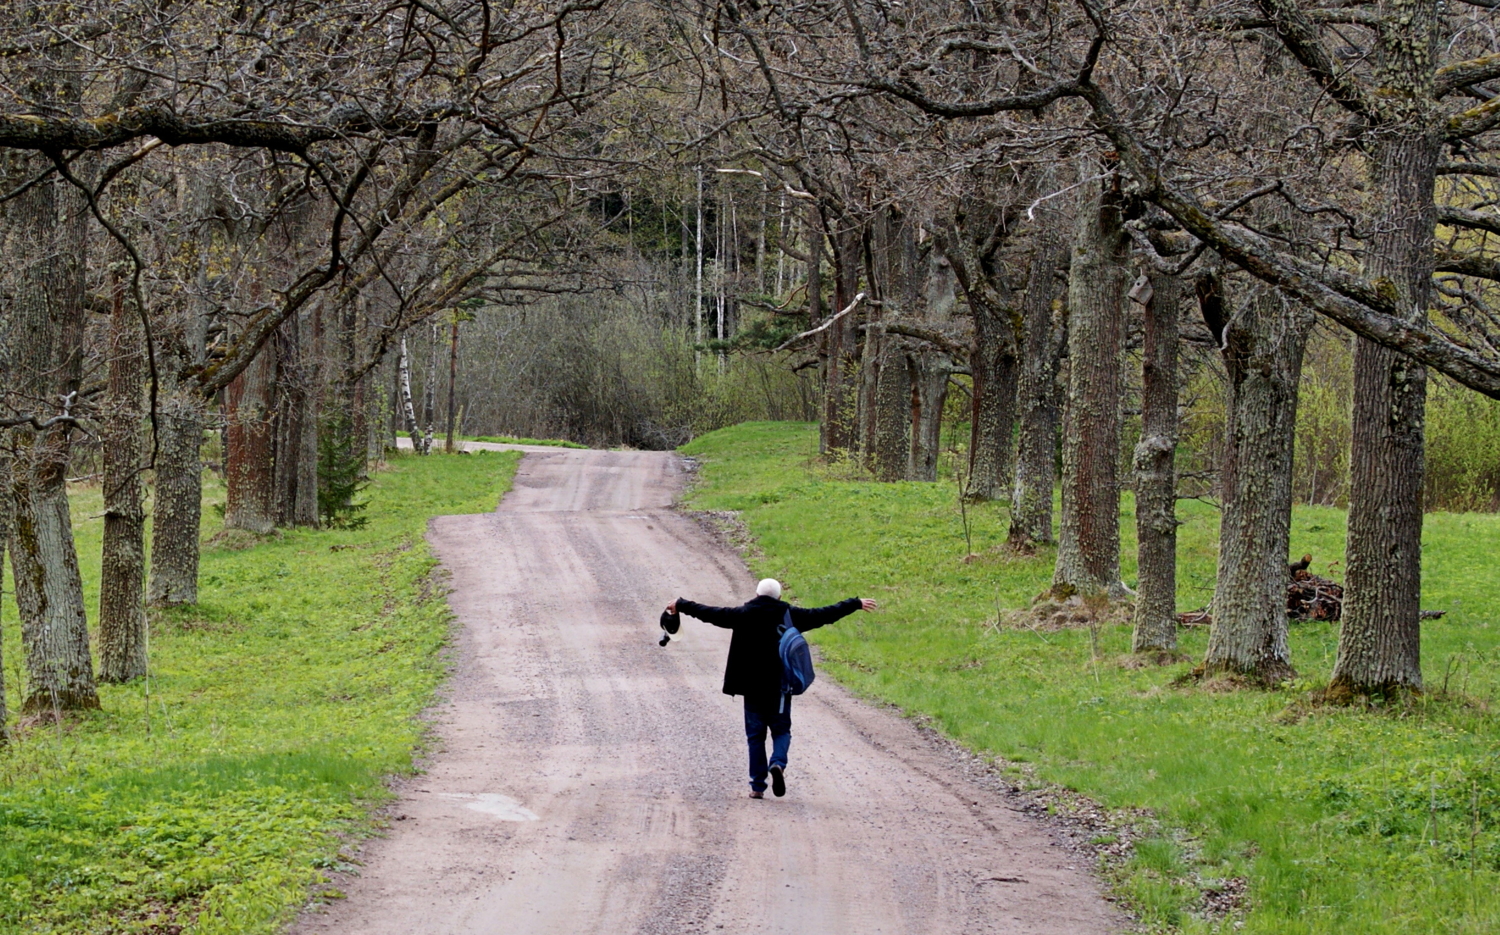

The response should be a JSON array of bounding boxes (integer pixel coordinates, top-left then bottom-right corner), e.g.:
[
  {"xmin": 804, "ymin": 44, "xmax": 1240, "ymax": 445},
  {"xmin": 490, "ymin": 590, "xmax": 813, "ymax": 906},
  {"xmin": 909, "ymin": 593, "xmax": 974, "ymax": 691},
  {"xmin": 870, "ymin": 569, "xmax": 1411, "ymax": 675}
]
[
  {"xmin": 682, "ymin": 421, "xmax": 1500, "ymax": 935},
  {"xmin": 461, "ymin": 434, "xmax": 588, "ymax": 449},
  {"xmin": 0, "ymin": 449, "xmax": 520, "ymax": 934}
]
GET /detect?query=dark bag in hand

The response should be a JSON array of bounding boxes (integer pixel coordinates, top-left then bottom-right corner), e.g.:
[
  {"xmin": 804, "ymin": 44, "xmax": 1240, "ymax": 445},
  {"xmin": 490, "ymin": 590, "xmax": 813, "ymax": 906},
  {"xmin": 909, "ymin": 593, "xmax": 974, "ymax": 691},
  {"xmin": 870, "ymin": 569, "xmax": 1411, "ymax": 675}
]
[{"xmin": 658, "ymin": 610, "xmax": 681, "ymax": 646}]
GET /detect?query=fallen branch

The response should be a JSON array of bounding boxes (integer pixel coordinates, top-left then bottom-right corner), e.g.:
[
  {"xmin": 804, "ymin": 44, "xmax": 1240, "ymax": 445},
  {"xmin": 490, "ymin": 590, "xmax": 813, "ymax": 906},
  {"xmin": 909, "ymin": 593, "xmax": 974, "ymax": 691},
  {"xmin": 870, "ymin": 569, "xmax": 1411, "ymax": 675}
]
[{"xmin": 774, "ymin": 292, "xmax": 867, "ymax": 352}]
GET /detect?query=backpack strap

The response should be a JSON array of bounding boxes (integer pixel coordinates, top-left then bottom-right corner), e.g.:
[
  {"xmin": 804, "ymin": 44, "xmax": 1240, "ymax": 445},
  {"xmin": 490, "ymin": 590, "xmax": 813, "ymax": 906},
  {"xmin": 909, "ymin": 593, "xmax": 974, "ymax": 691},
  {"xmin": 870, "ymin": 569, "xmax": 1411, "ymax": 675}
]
[{"xmin": 780, "ymin": 608, "xmax": 795, "ymax": 712}]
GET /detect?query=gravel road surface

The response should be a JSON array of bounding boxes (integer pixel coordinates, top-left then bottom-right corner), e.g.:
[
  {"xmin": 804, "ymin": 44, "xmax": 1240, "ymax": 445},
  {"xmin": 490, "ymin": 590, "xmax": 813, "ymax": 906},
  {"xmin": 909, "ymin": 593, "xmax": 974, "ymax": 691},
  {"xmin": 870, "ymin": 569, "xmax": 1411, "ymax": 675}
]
[{"xmin": 291, "ymin": 445, "xmax": 1125, "ymax": 934}]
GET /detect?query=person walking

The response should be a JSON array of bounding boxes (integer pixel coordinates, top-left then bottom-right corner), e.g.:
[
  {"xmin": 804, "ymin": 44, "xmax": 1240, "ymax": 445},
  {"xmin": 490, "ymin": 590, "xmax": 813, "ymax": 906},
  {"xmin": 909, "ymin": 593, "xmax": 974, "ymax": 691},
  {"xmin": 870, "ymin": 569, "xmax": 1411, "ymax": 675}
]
[{"xmin": 665, "ymin": 579, "xmax": 877, "ymax": 799}]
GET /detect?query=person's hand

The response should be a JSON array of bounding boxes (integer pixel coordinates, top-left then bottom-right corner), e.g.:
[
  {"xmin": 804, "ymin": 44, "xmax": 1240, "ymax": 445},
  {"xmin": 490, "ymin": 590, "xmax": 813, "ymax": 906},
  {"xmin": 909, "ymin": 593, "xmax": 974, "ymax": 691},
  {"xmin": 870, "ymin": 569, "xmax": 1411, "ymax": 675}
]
[
  {"xmin": 665, "ymin": 600, "xmax": 678, "ymax": 614},
  {"xmin": 860, "ymin": 599, "xmax": 878, "ymax": 612}
]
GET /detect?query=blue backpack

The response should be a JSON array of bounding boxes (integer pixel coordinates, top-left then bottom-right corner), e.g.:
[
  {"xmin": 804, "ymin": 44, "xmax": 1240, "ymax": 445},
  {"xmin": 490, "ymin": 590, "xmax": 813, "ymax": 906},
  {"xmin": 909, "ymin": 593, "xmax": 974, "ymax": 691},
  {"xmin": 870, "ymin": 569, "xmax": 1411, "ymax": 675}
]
[{"xmin": 777, "ymin": 609, "xmax": 815, "ymax": 704}]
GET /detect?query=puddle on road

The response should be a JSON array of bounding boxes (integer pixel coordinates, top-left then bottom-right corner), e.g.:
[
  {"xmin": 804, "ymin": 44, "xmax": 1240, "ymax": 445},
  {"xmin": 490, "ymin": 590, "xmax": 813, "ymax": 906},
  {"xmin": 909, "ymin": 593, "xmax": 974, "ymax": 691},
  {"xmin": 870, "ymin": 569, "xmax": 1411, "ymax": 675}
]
[{"xmin": 435, "ymin": 792, "xmax": 540, "ymax": 821}]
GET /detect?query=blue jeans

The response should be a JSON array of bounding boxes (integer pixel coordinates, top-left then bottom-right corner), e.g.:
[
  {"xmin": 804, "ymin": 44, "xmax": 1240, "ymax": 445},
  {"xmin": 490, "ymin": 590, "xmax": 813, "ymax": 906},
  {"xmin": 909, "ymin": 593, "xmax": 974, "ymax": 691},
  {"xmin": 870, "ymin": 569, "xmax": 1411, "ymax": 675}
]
[{"xmin": 744, "ymin": 695, "xmax": 791, "ymax": 792}]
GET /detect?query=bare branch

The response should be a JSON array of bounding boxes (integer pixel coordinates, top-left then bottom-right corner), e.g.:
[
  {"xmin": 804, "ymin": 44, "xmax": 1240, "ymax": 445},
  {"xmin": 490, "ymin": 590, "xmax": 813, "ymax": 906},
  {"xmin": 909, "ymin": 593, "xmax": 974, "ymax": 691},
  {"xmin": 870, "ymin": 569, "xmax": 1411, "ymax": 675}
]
[{"xmin": 774, "ymin": 292, "xmax": 867, "ymax": 351}]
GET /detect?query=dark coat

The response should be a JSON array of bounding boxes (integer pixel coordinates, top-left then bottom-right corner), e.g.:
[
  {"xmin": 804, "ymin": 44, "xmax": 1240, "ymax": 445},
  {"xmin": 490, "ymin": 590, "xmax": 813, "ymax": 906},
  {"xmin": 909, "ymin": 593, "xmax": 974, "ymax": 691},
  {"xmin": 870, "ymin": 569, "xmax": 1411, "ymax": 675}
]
[{"xmin": 674, "ymin": 594, "xmax": 863, "ymax": 699}]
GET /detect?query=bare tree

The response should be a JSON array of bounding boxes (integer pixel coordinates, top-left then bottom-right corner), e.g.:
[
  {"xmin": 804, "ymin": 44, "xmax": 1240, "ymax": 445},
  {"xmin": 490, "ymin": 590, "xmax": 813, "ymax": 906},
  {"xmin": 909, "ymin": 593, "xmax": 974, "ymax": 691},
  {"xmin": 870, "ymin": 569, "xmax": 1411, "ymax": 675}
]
[
  {"xmin": 5, "ymin": 158, "xmax": 98, "ymax": 713},
  {"xmin": 1131, "ymin": 271, "xmax": 1181, "ymax": 654},
  {"xmin": 1009, "ymin": 207, "xmax": 1068, "ymax": 549},
  {"xmin": 98, "ymin": 264, "xmax": 148, "ymax": 682},
  {"xmin": 1052, "ymin": 159, "xmax": 1129, "ymax": 601}
]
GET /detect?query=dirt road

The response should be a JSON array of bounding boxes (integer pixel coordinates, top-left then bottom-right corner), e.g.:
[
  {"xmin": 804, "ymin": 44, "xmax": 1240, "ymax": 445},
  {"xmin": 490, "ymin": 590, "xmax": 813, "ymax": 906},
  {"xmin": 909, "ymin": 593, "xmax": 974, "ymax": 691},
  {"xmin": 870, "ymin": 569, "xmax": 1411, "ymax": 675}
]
[{"xmin": 292, "ymin": 447, "xmax": 1125, "ymax": 934}]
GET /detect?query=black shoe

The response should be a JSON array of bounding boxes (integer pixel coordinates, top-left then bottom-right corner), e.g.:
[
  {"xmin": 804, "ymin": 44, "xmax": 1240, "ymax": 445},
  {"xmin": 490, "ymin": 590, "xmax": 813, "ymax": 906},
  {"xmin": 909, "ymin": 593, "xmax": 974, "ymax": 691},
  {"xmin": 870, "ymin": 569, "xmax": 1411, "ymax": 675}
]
[{"xmin": 769, "ymin": 766, "xmax": 786, "ymax": 797}]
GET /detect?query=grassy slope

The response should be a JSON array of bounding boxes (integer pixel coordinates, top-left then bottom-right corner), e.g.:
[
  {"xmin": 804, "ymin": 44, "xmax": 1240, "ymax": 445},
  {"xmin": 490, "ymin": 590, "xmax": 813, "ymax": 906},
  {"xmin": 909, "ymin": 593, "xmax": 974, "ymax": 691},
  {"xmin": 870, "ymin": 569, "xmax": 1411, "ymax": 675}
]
[
  {"xmin": 0, "ymin": 449, "xmax": 520, "ymax": 935},
  {"xmin": 460, "ymin": 434, "xmax": 588, "ymax": 449},
  {"xmin": 682, "ymin": 422, "xmax": 1500, "ymax": 935}
]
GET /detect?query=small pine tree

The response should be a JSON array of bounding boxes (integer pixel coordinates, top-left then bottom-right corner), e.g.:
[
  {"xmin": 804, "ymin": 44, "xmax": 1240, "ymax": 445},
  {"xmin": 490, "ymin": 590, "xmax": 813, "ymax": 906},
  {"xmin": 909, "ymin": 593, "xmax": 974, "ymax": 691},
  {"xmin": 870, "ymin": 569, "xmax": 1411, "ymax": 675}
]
[{"xmin": 318, "ymin": 410, "xmax": 369, "ymax": 529}]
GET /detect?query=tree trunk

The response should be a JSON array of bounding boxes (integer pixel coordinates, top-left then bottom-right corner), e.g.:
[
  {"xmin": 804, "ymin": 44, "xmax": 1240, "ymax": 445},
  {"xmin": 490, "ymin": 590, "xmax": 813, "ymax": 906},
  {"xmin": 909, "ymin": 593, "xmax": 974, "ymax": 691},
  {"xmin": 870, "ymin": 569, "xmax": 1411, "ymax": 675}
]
[
  {"xmin": 98, "ymin": 272, "xmax": 148, "ymax": 682},
  {"xmin": 858, "ymin": 318, "xmax": 883, "ymax": 461},
  {"xmin": 1052, "ymin": 162, "xmax": 1128, "ymax": 600},
  {"xmin": 1331, "ymin": 129, "xmax": 1438, "ymax": 697},
  {"xmin": 968, "ymin": 299, "xmax": 1019, "ymax": 500},
  {"xmin": 822, "ymin": 224, "xmax": 861, "ymax": 453},
  {"xmin": 940, "ymin": 212, "xmax": 1018, "ymax": 501},
  {"xmin": 422, "ymin": 321, "xmax": 439, "ymax": 452},
  {"xmin": 6, "ymin": 162, "xmax": 98, "ymax": 715},
  {"xmin": 0, "ymin": 219, "xmax": 10, "ymax": 742},
  {"xmin": 296, "ymin": 314, "xmax": 320, "ymax": 526},
  {"xmin": 148, "ymin": 187, "xmax": 211, "ymax": 607},
  {"xmin": 1131, "ymin": 272, "xmax": 1181, "ymax": 654},
  {"xmin": 224, "ymin": 338, "xmax": 278, "ymax": 534},
  {"xmin": 910, "ymin": 354, "xmax": 951, "ymax": 482},
  {"xmin": 862, "ymin": 208, "xmax": 936, "ymax": 480},
  {"xmin": 398, "ymin": 334, "xmax": 428, "ymax": 454},
  {"xmin": 0, "ymin": 456, "xmax": 11, "ymax": 744},
  {"xmin": 1202, "ymin": 279, "xmax": 1310, "ymax": 683},
  {"xmin": 871, "ymin": 339, "xmax": 912, "ymax": 481},
  {"xmin": 909, "ymin": 248, "xmax": 958, "ymax": 482},
  {"xmin": 146, "ymin": 391, "xmax": 205, "ymax": 606},
  {"xmin": 271, "ymin": 315, "xmax": 318, "ymax": 528},
  {"xmin": 445, "ymin": 314, "xmax": 460, "ymax": 453},
  {"xmin": 804, "ymin": 205, "xmax": 830, "ymax": 452},
  {"xmin": 12, "ymin": 445, "xmax": 99, "ymax": 713},
  {"xmin": 1009, "ymin": 230, "xmax": 1067, "ymax": 547}
]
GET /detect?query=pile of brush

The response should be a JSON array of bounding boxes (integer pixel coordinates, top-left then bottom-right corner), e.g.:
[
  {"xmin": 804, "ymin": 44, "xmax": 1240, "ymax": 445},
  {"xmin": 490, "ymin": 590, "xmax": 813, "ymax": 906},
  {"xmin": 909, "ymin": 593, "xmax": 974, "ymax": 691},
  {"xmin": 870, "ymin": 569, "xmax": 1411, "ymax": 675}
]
[
  {"xmin": 1285, "ymin": 554, "xmax": 1342, "ymax": 621},
  {"xmin": 1178, "ymin": 555, "xmax": 1346, "ymax": 627}
]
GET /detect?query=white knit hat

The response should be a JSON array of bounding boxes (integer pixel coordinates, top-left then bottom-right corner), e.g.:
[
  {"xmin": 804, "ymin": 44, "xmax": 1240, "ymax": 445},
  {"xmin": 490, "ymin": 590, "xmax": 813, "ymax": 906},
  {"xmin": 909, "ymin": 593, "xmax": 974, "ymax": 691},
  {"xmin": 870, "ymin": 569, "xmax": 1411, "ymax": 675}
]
[{"xmin": 756, "ymin": 578, "xmax": 783, "ymax": 599}]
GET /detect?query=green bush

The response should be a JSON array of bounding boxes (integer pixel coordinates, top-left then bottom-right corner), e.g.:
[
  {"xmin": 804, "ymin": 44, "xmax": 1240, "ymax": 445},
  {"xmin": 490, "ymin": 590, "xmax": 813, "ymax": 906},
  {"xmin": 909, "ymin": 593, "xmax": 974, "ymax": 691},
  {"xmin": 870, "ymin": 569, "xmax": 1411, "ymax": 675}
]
[{"xmin": 1427, "ymin": 380, "xmax": 1500, "ymax": 512}]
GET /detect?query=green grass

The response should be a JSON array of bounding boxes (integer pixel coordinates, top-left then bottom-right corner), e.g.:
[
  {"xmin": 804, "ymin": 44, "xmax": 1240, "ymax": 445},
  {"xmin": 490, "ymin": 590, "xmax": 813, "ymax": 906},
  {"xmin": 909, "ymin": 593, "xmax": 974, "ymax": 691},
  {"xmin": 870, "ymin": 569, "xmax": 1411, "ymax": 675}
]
[
  {"xmin": 461, "ymin": 434, "xmax": 588, "ymax": 449},
  {"xmin": 682, "ymin": 421, "xmax": 1500, "ymax": 934},
  {"xmin": 0, "ymin": 449, "xmax": 521, "ymax": 934}
]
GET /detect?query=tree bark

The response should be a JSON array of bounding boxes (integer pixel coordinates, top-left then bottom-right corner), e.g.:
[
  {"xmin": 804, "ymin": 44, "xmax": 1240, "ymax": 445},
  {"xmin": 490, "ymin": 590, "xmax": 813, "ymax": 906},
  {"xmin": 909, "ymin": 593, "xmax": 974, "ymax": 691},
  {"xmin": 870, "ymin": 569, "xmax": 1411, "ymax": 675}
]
[
  {"xmin": 1009, "ymin": 231, "xmax": 1068, "ymax": 547},
  {"xmin": 909, "ymin": 248, "xmax": 958, "ymax": 482},
  {"xmin": 398, "ymin": 334, "xmax": 428, "ymax": 454},
  {"xmin": 271, "ymin": 314, "xmax": 318, "ymax": 527},
  {"xmin": 1052, "ymin": 162, "xmax": 1128, "ymax": 599},
  {"xmin": 296, "ymin": 313, "xmax": 320, "ymax": 526},
  {"xmin": 0, "ymin": 456, "xmax": 10, "ymax": 744},
  {"xmin": 822, "ymin": 224, "xmax": 861, "ymax": 453},
  {"xmin": 7, "ymin": 164, "xmax": 98, "ymax": 714},
  {"xmin": 422, "ymin": 320, "xmax": 439, "ymax": 452},
  {"xmin": 0, "ymin": 220, "xmax": 9, "ymax": 741},
  {"xmin": 146, "ymin": 391, "xmax": 205, "ymax": 606},
  {"xmin": 445, "ymin": 313, "xmax": 460, "ymax": 453},
  {"xmin": 98, "ymin": 271, "xmax": 148, "ymax": 682},
  {"xmin": 871, "ymin": 337, "xmax": 913, "ymax": 481},
  {"xmin": 968, "ymin": 298, "xmax": 1019, "ymax": 499},
  {"xmin": 807, "ymin": 205, "xmax": 829, "ymax": 453},
  {"xmin": 1331, "ymin": 129, "xmax": 1438, "ymax": 696},
  {"xmin": 148, "ymin": 190, "xmax": 211, "ymax": 607},
  {"xmin": 939, "ymin": 207, "xmax": 1019, "ymax": 500},
  {"xmin": 862, "ymin": 209, "xmax": 922, "ymax": 479},
  {"xmin": 1131, "ymin": 272, "xmax": 1181, "ymax": 654},
  {"xmin": 858, "ymin": 318, "xmax": 884, "ymax": 461},
  {"xmin": 1202, "ymin": 279, "xmax": 1310, "ymax": 683},
  {"xmin": 224, "ymin": 337, "xmax": 278, "ymax": 533}
]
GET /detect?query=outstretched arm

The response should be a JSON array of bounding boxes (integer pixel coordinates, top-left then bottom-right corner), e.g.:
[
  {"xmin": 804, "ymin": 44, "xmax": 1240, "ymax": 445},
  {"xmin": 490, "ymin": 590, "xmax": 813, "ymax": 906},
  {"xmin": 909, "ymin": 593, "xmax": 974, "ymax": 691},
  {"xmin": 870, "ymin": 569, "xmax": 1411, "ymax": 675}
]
[
  {"xmin": 790, "ymin": 597, "xmax": 876, "ymax": 632},
  {"xmin": 670, "ymin": 598, "xmax": 743, "ymax": 629}
]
